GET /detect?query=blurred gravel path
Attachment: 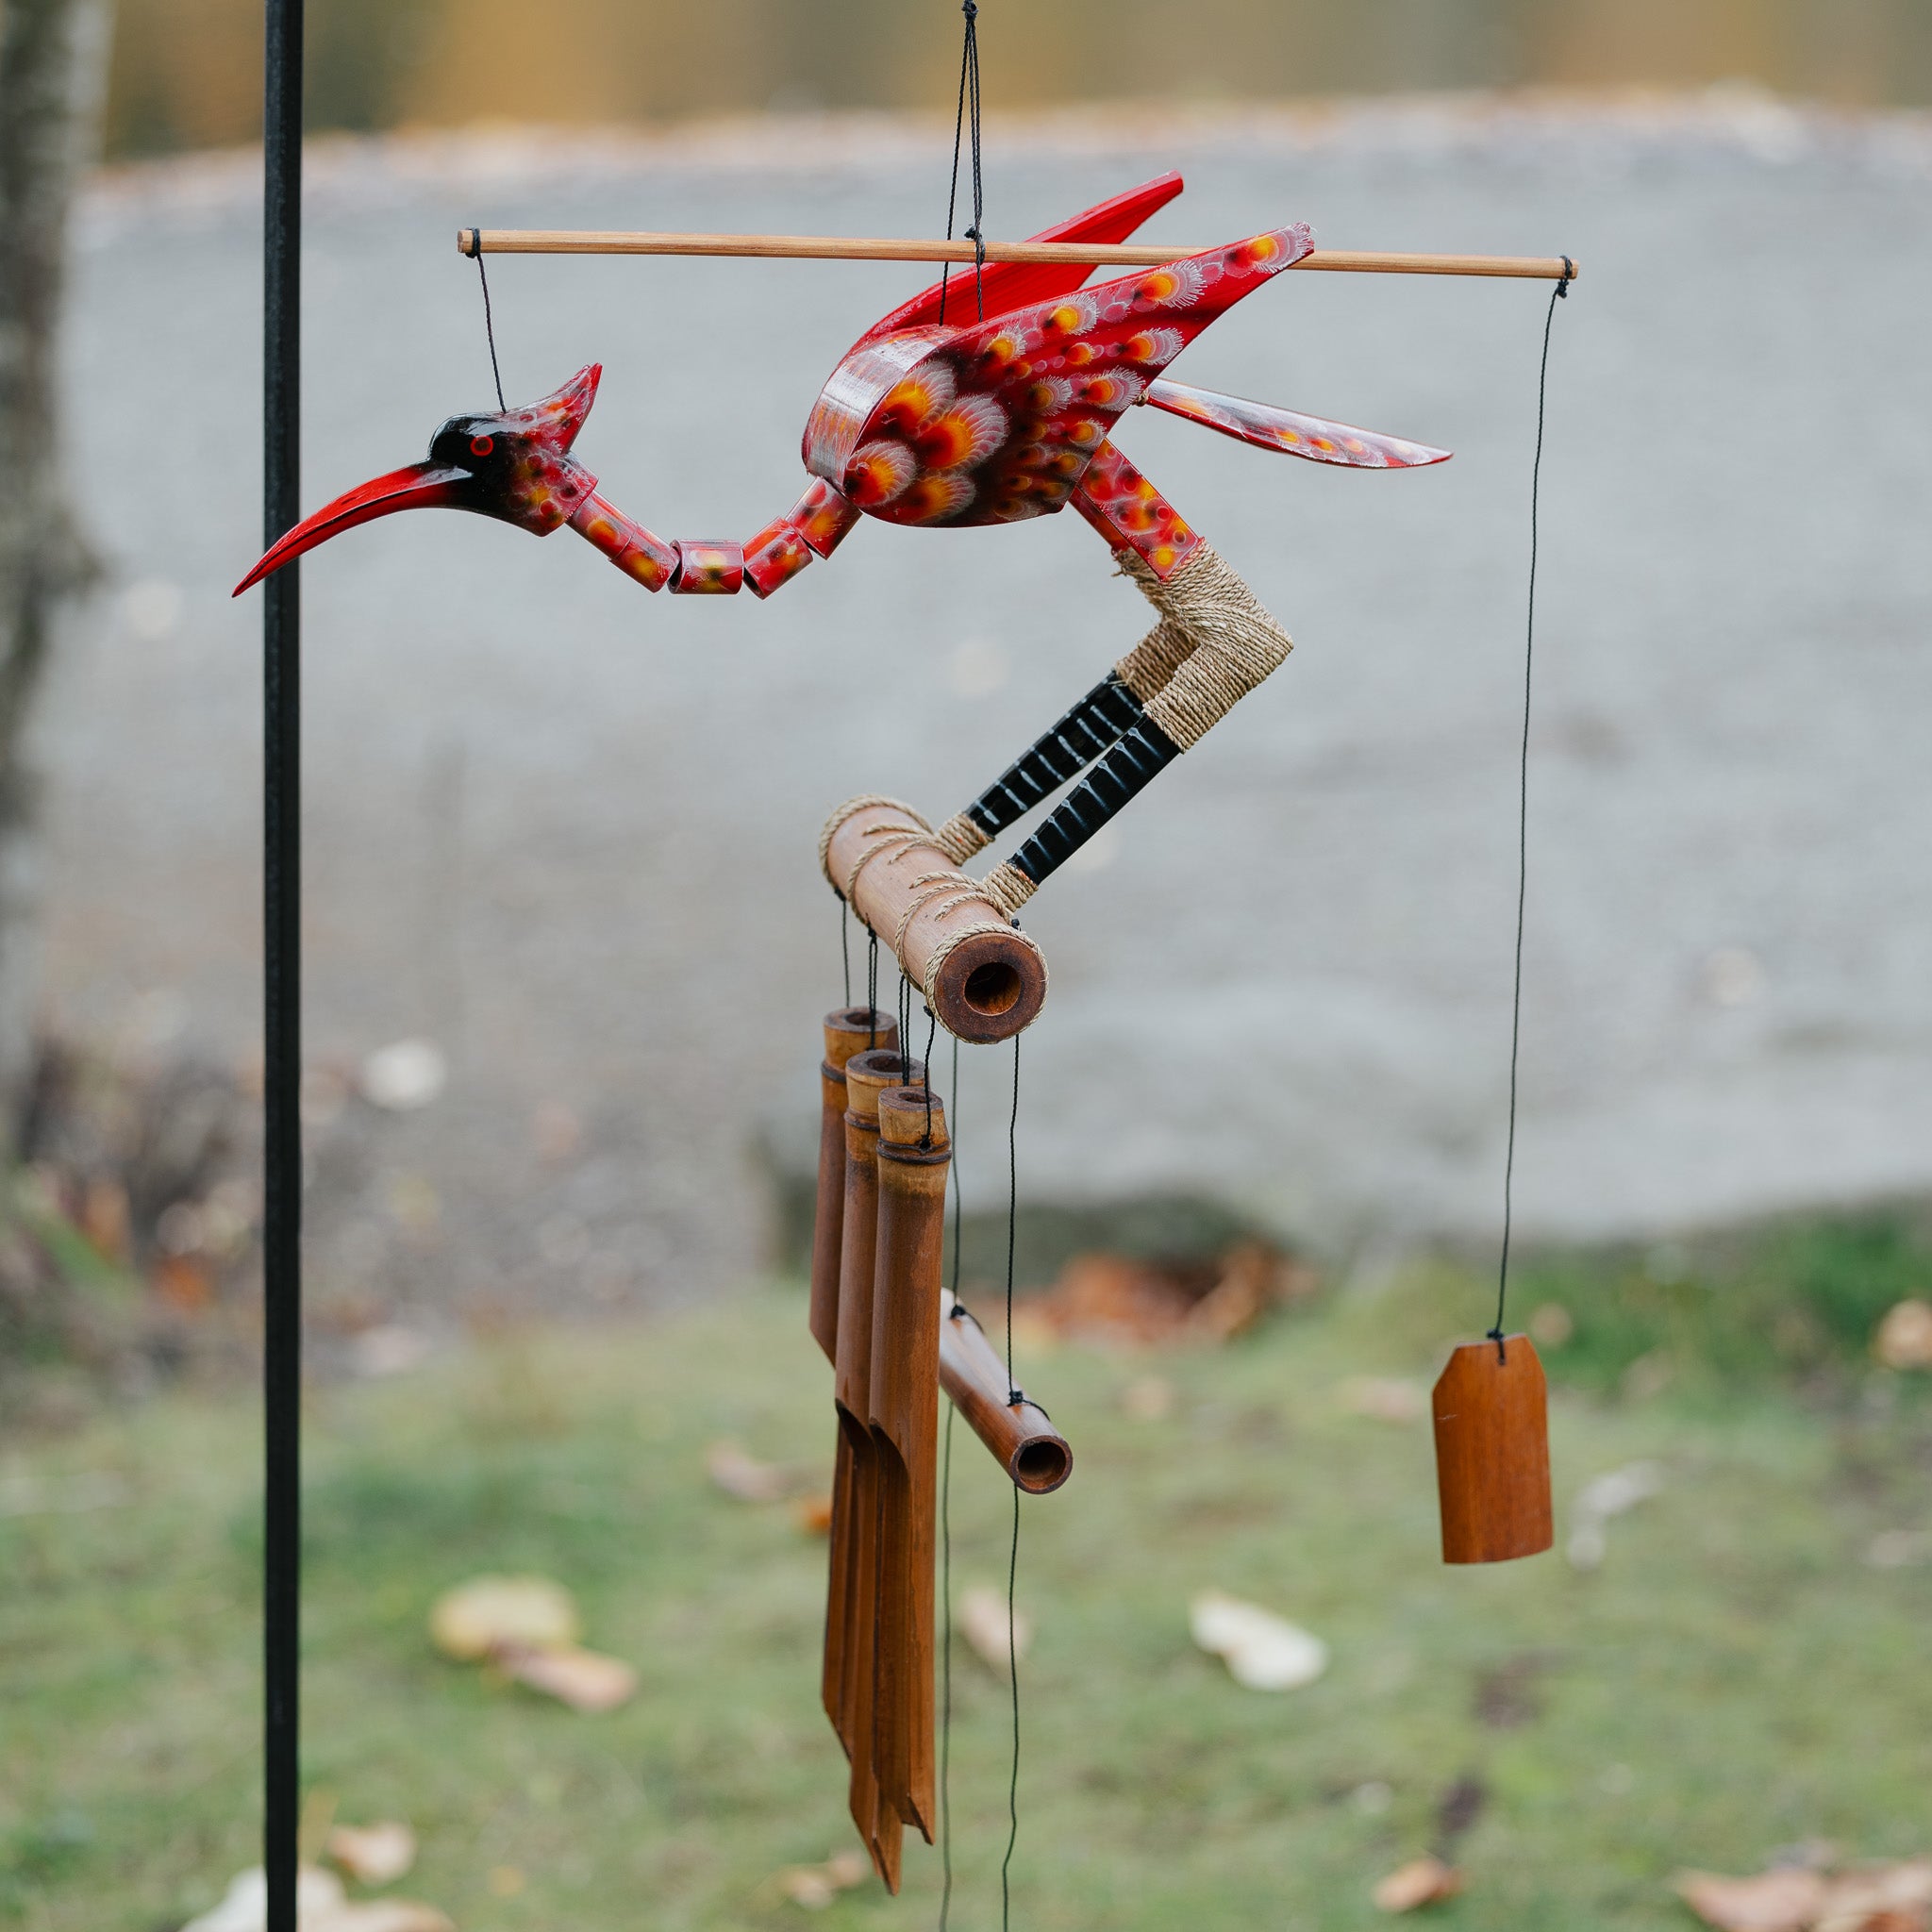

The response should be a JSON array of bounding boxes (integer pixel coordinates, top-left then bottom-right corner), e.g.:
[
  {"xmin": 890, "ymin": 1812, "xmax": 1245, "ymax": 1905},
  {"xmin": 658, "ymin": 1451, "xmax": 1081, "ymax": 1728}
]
[{"xmin": 39, "ymin": 99, "xmax": 1932, "ymax": 1311}]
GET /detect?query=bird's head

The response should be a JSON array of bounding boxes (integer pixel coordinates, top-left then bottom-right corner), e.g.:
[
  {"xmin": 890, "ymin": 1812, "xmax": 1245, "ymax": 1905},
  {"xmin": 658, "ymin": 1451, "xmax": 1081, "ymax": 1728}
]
[{"xmin": 234, "ymin": 364, "xmax": 604, "ymax": 594}]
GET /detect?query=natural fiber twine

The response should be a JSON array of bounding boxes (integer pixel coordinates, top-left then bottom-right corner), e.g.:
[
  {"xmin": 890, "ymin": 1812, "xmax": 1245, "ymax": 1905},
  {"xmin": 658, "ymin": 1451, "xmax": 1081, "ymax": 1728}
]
[{"xmin": 1119, "ymin": 544, "xmax": 1293, "ymax": 752}]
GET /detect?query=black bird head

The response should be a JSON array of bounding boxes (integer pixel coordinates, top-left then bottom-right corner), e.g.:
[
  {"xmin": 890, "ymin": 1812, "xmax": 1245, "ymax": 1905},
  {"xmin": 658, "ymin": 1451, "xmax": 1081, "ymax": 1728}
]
[{"xmin": 235, "ymin": 364, "xmax": 603, "ymax": 593}]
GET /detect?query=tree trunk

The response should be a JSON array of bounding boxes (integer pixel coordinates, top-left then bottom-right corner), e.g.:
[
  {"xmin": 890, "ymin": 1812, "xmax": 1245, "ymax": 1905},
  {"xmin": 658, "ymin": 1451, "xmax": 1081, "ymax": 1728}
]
[{"xmin": 0, "ymin": 0, "xmax": 111, "ymax": 1120}]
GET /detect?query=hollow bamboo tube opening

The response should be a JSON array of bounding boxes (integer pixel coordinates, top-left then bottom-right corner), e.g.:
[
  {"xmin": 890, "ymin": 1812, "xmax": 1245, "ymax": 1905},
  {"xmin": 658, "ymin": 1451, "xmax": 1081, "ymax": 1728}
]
[
  {"xmin": 939, "ymin": 1290, "xmax": 1073, "ymax": 1495},
  {"xmin": 811, "ymin": 1007, "xmax": 898, "ymax": 1364},
  {"xmin": 871, "ymin": 1087, "xmax": 949, "ymax": 1844},
  {"xmin": 822, "ymin": 797, "xmax": 1046, "ymax": 1043}
]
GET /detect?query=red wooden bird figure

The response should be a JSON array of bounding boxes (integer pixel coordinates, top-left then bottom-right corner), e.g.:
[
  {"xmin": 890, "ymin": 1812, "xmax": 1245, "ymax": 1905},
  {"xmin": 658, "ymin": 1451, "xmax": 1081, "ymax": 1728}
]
[{"xmin": 234, "ymin": 173, "xmax": 1447, "ymax": 601}]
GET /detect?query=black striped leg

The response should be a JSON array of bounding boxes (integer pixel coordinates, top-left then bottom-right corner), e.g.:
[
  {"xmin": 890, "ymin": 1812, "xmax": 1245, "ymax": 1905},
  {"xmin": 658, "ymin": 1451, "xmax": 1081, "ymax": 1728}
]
[
  {"xmin": 958, "ymin": 674, "xmax": 1148, "ymax": 845},
  {"xmin": 1003, "ymin": 717, "xmax": 1181, "ymax": 891}
]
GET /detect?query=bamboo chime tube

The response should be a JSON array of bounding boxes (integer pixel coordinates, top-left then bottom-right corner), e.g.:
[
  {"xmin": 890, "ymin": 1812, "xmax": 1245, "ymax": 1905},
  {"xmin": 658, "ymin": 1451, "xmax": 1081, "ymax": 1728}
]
[
  {"xmin": 939, "ymin": 1290, "xmax": 1073, "ymax": 1495},
  {"xmin": 814, "ymin": 1009, "xmax": 898, "ymax": 1746},
  {"xmin": 822, "ymin": 797, "xmax": 1047, "ymax": 1044},
  {"xmin": 834, "ymin": 1045, "xmax": 922, "ymax": 1889},
  {"xmin": 871, "ymin": 1086, "xmax": 949, "ymax": 1847},
  {"xmin": 811, "ymin": 1008, "xmax": 899, "ymax": 1365},
  {"xmin": 458, "ymin": 229, "xmax": 1579, "ymax": 281}
]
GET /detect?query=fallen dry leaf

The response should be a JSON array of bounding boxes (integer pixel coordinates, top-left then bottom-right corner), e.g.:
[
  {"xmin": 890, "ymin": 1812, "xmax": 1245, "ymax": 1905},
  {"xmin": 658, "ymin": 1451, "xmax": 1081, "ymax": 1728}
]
[
  {"xmin": 326, "ymin": 1823, "xmax": 416, "ymax": 1887},
  {"xmin": 1567, "ymin": 1461, "xmax": 1667, "ymax": 1571},
  {"xmin": 772, "ymin": 1848, "xmax": 871, "ymax": 1911},
  {"xmin": 429, "ymin": 1575, "xmax": 578, "ymax": 1660},
  {"xmin": 1339, "ymin": 1376, "xmax": 1426, "ymax": 1424},
  {"xmin": 1025, "ymin": 1241, "xmax": 1315, "ymax": 1348},
  {"xmin": 1120, "ymin": 1374, "xmax": 1174, "ymax": 1422},
  {"xmin": 152, "ymin": 1253, "xmax": 216, "ymax": 1314},
  {"xmin": 497, "ymin": 1641, "xmax": 638, "ymax": 1713},
  {"xmin": 359, "ymin": 1039, "xmax": 447, "ymax": 1112},
  {"xmin": 1373, "ymin": 1856, "xmax": 1464, "ymax": 1912},
  {"xmin": 1674, "ymin": 1867, "xmax": 1830, "ymax": 1932},
  {"xmin": 1874, "ymin": 1300, "xmax": 1932, "ymax": 1371},
  {"xmin": 177, "ymin": 1865, "xmax": 455, "ymax": 1932},
  {"xmin": 1190, "ymin": 1591, "xmax": 1327, "ymax": 1691},
  {"xmin": 959, "ymin": 1583, "xmax": 1031, "ymax": 1673},
  {"xmin": 793, "ymin": 1494, "xmax": 833, "ymax": 1536},
  {"xmin": 706, "ymin": 1440, "xmax": 791, "ymax": 1504},
  {"xmin": 1815, "ymin": 1859, "xmax": 1932, "ymax": 1932}
]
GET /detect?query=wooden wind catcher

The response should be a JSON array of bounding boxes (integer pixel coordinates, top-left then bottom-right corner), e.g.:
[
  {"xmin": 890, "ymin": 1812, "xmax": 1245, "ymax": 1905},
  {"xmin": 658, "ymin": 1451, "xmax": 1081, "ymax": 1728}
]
[{"xmin": 229, "ymin": 160, "xmax": 1572, "ymax": 1893}]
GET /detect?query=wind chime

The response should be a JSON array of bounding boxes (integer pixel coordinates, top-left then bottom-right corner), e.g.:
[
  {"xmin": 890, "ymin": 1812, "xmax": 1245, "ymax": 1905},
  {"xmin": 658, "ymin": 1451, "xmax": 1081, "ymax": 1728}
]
[{"xmin": 235, "ymin": 3, "xmax": 1574, "ymax": 1905}]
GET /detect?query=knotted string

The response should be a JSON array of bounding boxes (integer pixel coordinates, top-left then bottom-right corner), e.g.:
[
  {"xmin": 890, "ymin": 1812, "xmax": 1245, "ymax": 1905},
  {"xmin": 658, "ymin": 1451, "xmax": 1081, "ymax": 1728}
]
[
  {"xmin": 938, "ymin": 1, "xmax": 986, "ymax": 326},
  {"xmin": 469, "ymin": 230, "xmax": 507, "ymax": 411}
]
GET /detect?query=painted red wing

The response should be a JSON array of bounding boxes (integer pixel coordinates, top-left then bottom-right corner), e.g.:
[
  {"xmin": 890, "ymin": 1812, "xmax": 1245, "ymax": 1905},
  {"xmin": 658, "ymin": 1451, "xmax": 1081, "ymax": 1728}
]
[
  {"xmin": 1144, "ymin": 378, "xmax": 1451, "ymax": 469},
  {"xmin": 818, "ymin": 225, "xmax": 1315, "ymax": 530},
  {"xmin": 849, "ymin": 171, "xmax": 1186, "ymax": 353}
]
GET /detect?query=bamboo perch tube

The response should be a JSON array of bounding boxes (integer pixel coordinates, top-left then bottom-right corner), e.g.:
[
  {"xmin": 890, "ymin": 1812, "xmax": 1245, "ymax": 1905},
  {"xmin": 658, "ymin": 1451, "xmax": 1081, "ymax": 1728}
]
[
  {"xmin": 940, "ymin": 1290, "xmax": 1073, "ymax": 1496},
  {"xmin": 822, "ymin": 796, "xmax": 1047, "ymax": 1044},
  {"xmin": 458, "ymin": 229, "xmax": 1577, "ymax": 280},
  {"xmin": 814, "ymin": 1009, "xmax": 897, "ymax": 1757},
  {"xmin": 871, "ymin": 1087, "xmax": 949, "ymax": 1846},
  {"xmin": 834, "ymin": 1046, "xmax": 922, "ymax": 1890},
  {"xmin": 812, "ymin": 1007, "xmax": 898, "ymax": 1365}
]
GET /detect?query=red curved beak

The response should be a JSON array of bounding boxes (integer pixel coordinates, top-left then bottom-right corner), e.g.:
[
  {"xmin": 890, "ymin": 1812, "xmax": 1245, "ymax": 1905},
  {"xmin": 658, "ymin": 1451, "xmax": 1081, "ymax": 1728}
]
[{"xmin": 233, "ymin": 460, "xmax": 471, "ymax": 595}]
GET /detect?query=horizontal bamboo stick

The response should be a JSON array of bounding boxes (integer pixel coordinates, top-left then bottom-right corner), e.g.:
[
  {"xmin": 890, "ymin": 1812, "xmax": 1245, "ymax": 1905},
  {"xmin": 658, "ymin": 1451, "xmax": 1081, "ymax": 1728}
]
[{"xmin": 458, "ymin": 228, "xmax": 1576, "ymax": 280}]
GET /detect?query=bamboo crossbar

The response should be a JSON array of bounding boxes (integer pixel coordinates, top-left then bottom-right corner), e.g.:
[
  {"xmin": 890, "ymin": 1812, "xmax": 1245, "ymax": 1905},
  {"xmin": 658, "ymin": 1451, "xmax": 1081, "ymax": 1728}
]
[{"xmin": 458, "ymin": 228, "xmax": 1576, "ymax": 280}]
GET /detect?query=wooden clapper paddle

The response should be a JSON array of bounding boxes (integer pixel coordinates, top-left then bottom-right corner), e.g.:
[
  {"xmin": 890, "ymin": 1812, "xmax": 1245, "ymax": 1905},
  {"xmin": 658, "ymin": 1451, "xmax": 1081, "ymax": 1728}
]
[{"xmin": 1431, "ymin": 1335, "xmax": 1554, "ymax": 1563}]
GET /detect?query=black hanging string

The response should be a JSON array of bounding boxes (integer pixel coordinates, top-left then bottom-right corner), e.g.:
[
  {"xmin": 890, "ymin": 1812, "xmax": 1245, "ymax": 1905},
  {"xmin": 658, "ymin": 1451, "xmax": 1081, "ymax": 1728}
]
[
  {"xmin": 840, "ymin": 896, "xmax": 852, "ymax": 1008},
  {"xmin": 1490, "ymin": 258, "xmax": 1572, "ymax": 1361},
  {"xmin": 938, "ymin": 1, "xmax": 987, "ymax": 326},
  {"xmin": 921, "ymin": 1008, "xmax": 939, "ymax": 1144},
  {"xmin": 470, "ymin": 230, "xmax": 507, "ymax": 411},
  {"xmin": 938, "ymin": 1031, "xmax": 962, "ymax": 1932},
  {"xmin": 866, "ymin": 928, "xmax": 880, "ymax": 1049},
  {"xmin": 1000, "ymin": 1031, "xmax": 1022, "ymax": 1931}
]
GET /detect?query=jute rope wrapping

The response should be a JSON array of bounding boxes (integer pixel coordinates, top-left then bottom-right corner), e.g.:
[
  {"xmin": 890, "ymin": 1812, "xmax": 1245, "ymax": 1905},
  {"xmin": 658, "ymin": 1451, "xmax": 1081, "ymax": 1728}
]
[
  {"xmin": 819, "ymin": 796, "xmax": 1043, "ymax": 1024},
  {"xmin": 821, "ymin": 794, "xmax": 928, "ymax": 888},
  {"xmin": 1121, "ymin": 543, "xmax": 1293, "ymax": 751},
  {"xmin": 929, "ymin": 812, "xmax": 989, "ymax": 864}
]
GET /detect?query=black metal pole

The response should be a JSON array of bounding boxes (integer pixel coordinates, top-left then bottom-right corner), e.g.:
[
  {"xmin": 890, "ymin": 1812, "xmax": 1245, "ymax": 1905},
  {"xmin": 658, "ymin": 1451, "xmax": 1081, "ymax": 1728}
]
[{"xmin": 262, "ymin": 0, "xmax": 302, "ymax": 1925}]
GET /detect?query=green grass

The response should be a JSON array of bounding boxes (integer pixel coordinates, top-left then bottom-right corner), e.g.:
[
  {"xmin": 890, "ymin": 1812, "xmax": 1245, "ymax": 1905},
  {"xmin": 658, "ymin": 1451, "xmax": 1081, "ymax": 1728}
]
[{"xmin": 4, "ymin": 1250, "xmax": 1931, "ymax": 1932}]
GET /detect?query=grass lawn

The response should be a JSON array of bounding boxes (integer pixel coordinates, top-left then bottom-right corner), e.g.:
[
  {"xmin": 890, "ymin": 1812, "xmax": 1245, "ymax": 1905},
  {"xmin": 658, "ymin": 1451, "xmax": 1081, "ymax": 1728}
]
[{"xmin": 4, "ymin": 1250, "xmax": 1931, "ymax": 1931}]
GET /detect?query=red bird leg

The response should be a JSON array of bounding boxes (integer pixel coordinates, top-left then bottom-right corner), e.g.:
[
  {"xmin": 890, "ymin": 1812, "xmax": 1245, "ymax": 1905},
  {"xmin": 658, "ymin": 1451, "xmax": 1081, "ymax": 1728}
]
[
  {"xmin": 568, "ymin": 492, "xmax": 677, "ymax": 591},
  {"xmin": 932, "ymin": 674, "xmax": 1149, "ymax": 860},
  {"xmin": 1071, "ymin": 441, "xmax": 1201, "ymax": 580}
]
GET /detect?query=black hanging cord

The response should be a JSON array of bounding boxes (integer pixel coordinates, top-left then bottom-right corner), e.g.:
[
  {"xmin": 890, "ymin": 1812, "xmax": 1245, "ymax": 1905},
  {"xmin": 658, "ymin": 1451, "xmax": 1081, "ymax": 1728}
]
[
  {"xmin": 1000, "ymin": 1031, "xmax": 1022, "ymax": 1930},
  {"xmin": 938, "ymin": 1031, "xmax": 962, "ymax": 1932},
  {"xmin": 938, "ymin": 1, "xmax": 987, "ymax": 326},
  {"xmin": 866, "ymin": 928, "xmax": 880, "ymax": 1049},
  {"xmin": 921, "ymin": 1008, "xmax": 939, "ymax": 1144},
  {"xmin": 1490, "ymin": 258, "xmax": 1572, "ymax": 1361},
  {"xmin": 471, "ymin": 230, "xmax": 507, "ymax": 411},
  {"xmin": 840, "ymin": 895, "xmax": 852, "ymax": 1008},
  {"xmin": 897, "ymin": 970, "xmax": 915, "ymax": 1084},
  {"xmin": 260, "ymin": 2, "xmax": 303, "ymax": 1928}
]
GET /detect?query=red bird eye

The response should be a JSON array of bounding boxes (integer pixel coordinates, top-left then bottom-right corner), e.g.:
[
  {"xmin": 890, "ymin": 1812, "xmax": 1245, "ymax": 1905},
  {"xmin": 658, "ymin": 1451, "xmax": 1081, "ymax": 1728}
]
[{"xmin": 470, "ymin": 435, "xmax": 494, "ymax": 457}]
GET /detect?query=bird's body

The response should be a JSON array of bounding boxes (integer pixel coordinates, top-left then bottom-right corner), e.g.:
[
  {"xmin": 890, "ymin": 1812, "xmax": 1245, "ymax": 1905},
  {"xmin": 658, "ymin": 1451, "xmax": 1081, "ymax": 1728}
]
[{"xmin": 235, "ymin": 171, "xmax": 1447, "ymax": 600}]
